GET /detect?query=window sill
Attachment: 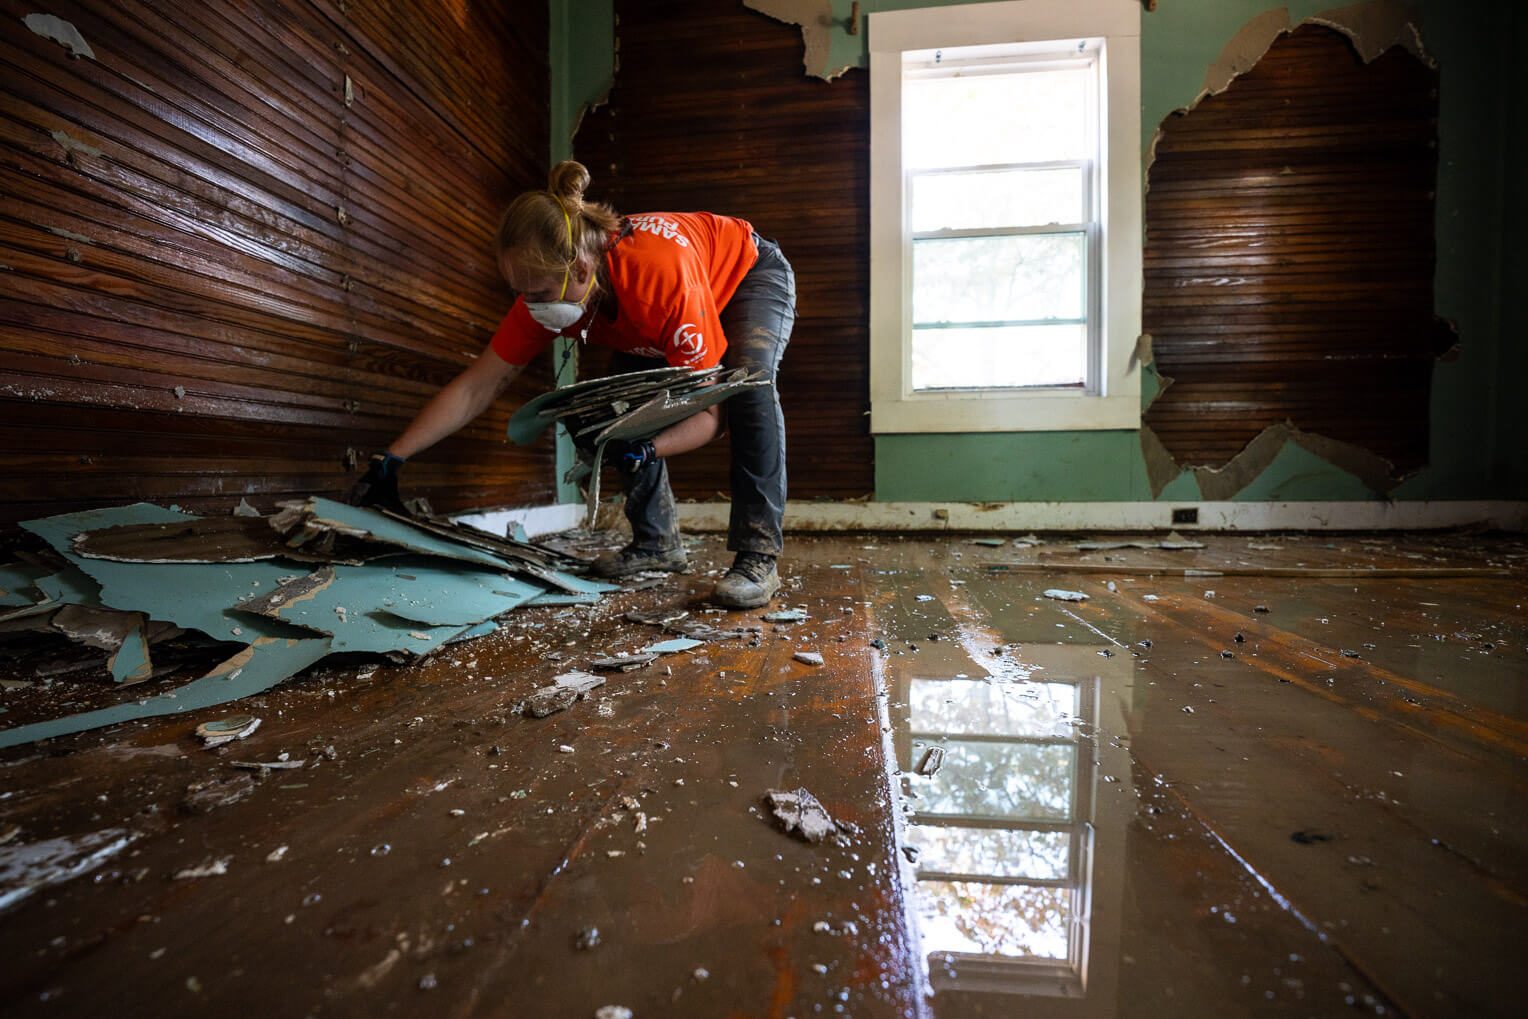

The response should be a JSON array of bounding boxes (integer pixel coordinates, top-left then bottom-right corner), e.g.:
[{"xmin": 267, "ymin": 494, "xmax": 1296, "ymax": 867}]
[{"xmin": 871, "ymin": 391, "xmax": 1139, "ymax": 433}]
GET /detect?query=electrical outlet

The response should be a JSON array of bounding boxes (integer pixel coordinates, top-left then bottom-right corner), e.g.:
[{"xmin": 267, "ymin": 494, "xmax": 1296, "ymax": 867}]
[{"xmin": 1171, "ymin": 507, "xmax": 1199, "ymax": 525}]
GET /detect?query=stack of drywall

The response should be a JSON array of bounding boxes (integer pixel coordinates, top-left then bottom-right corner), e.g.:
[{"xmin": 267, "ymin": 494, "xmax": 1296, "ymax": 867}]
[
  {"xmin": 507, "ymin": 365, "xmax": 769, "ymax": 514},
  {"xmin": 0, "ymin": 498, "xmax": 613, "ymax": 749}
]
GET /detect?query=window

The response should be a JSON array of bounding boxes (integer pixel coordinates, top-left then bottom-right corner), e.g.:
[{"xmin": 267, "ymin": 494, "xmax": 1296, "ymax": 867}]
[{"xmin": 870, "ymin": 0, "xmax": 1142, "ymax": 432}]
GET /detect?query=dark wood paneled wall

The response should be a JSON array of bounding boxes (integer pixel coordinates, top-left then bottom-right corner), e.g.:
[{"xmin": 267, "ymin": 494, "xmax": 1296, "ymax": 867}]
[
  {"xmin": 1143, "ymin": 25, "xmax": 1450, "ymax": 471},
  {"xmin": 574, "ymin": 0, "xmax": 873, "ymax": 500},
  {"xmin": 0, "ymin": 0, "xmax": 552, "ymax": 530}
]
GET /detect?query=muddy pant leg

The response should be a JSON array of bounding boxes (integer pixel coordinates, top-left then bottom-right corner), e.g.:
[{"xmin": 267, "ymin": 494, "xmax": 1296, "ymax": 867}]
[
  {"xmin": 719, "ymin": 237, "xmax": 796, "ymax": 555},
  {"xmin": 606, "ymin": 352, "xmax": 681, "ymax": 550}
]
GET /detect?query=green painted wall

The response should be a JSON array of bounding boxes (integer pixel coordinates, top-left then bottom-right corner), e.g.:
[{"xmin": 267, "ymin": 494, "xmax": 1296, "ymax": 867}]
[
  {"xmin": 554, "ymin": 1, "xmax": 1517, "ymax": 503},
  {"xmin": 549, "ymin": 0, "xmax": 615, "ymax": 504}
]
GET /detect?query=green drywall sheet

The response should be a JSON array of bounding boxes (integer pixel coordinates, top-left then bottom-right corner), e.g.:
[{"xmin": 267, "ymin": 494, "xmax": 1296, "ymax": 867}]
[{"xmin": 22, "ymin": 505, "xmax": 312, "ymax": 643}]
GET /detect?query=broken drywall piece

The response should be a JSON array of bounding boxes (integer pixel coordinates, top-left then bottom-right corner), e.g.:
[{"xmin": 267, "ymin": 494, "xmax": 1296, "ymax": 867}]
[
  {"xmin": 0, "ymin": 562, "xmax": 49, "ymax": 607},
  {"xmin": 106, "ymin": 618, "xmax": 152, "ymax": 684},
  {"xmin": 72, "ymin": 517, "xmax": 312, "ymax": 564},
  {"xmin": 763, "ymin": 609, "xmax": 807, "ymax": 623},
  {"xmin": 195, "ymin": 714, "xmax": 261, "ymax": 747},
  {"xmin": 744, "ymin": 0, "xmax": 855, "ymax": 81},
  {"xmin": 0, "ymin": 635, "xmax": 331, "ymax": 750},
  {"xmin": 445, "ymin": 619, "xmax": 499, "ymax": 645},
  {"xmin": 1140, "ymin": 425, "xmax": 1188, "ymax": 500},
  {"xmin": 0, "ymin": 828, "xmax": 133, "ymax": 914},
  {"xmin": 764, "ymin": 787, "xmax": 837, "ymax": 844},
  {"xmin": 1311, "ymin": 0, "xmax": 1431, "ymax": 65},
  {"xmin": 231, "ymin": 565, "xmax": 467, "ymax": 655},
  {"xmin": 23, "ymin": 13, "xmax": 96, "ymax": 59},
  {"xmin": 916, "ymin": 746, "xmax": 945, "ymax": 777},
  {"xmin": 275, "ymin": 498, "xmax": 510, "ymax": 572},
  {"xmin": 232, "ymin": 498, "xmax": 260, "ymax": 518},
  {"xmin": 525, "ymin": 670, "xmax": 606, "ymax": 718},
  {"xmin": 23, "ymin": 504, "xmax": 314, "ymax": 644},
  {"xmin": 1043, "ymin": 589, "xmax": 1088, "ymax": 602},
  {"xmin": 793, "ymin": 651, "xmax": 824, "ymax": 666},
  {"xmin": 644, "ymin": 637, "xmax": 703, "ymax": 655},
  {"xmin": 1186, "ymin": 422, "xmax": 1398, "ymax": 501},
  {"xmin": 590, "ymin": 653, "xmax": 658, "ymax": 672}
]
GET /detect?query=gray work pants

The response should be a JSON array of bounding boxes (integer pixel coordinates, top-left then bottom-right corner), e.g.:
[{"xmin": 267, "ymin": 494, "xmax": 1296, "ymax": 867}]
[{"xmin": 611, "ymin": 235, "xmax": 795, "ymax": 556}]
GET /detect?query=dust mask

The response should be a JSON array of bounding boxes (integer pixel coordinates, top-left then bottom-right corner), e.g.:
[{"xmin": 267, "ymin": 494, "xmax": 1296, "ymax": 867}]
[{"xmin": 526, "ymin": 204, "xmax": 594, "ymax": 332}]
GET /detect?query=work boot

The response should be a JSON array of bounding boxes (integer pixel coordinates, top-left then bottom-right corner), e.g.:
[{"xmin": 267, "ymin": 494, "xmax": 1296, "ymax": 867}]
[
  {"xmin": 590, "ymin": 543, "xmax": 688, "ymax": 579},
  {"xmin": 712, "ymin": 551, "xmax": 780, "ymax": 609}
]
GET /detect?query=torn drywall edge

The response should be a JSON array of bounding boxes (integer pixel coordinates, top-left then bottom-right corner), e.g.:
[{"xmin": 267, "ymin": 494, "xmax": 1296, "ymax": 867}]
[
  {"xmin": 744, "ymin": 0, "xmax": 857, "ymax": 81},
  {"xmin": 1139, "ymin": 425, "xmax": 1184, "ymax": 499},
  {"xmin": 1146, "ymin": 1, "xmax": 1432, "ymax": 178},
  {"xmin": 450, "ymin": 502, "xmax": 587, "ymax": 539},
  {"xmin": 1185, "ymin": 422, "xmax": 1400, "ymax": 502}
]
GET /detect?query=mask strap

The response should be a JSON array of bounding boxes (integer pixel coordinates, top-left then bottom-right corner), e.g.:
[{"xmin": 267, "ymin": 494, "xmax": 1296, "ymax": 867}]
[{"xmin": 556, "ymin": 202, "xmax": 574, "ymax": 301}]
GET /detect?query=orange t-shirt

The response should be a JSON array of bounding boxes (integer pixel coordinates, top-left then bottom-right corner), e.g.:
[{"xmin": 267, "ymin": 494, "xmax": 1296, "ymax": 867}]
[{"xmin": 489, "ymin": 212, "xmax": 759, "ymax": 369}]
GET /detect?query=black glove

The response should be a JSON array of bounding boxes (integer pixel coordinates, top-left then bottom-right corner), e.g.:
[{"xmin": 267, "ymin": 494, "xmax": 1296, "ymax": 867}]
[
  {"xmin": 607, "ymin": 438, "xmax": 657, "ymax": 475},
  {"xmin": 347, "ymin": 453, "xmax": 407, "ymax": 512}
]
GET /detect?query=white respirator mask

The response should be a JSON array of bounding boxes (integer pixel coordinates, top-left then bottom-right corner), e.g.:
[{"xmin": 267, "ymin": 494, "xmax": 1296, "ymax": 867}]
[{"xmin": 526, "ymin": 204, "xmax": 594, "ymax": 332}]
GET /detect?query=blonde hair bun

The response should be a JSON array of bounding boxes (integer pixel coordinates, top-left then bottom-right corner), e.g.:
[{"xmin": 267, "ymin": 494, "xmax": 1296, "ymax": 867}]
[{"xmin": 548, "ymin": 160, "xmax": 590, "ymax": 206}]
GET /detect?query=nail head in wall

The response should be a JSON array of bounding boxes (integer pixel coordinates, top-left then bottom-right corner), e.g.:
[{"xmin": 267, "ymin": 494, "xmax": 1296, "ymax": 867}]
[
  {"xmin": 23, "ymin": 13, "xmax": 96, "ymax": 60},
  {"xmin": 344, "ymin": 75, "xmax": 354, "ymax": 107}
]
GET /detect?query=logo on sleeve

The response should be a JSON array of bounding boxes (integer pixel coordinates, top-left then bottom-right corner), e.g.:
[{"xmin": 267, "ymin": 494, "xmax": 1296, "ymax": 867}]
[{"xmin": 672, "ymin": 323, "xmax": 704, "ymax": 362}]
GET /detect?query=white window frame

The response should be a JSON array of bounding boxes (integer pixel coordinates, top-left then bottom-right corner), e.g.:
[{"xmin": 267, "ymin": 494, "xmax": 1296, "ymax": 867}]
[{"xmin": 869, "ymin": 0, "xmax": 1142, "ymax": 433}]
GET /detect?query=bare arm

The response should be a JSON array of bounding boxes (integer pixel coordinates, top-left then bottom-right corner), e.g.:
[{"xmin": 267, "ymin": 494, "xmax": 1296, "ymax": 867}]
[
  {"xmin": 388, "ymin": 344, "xmax": 522, "ymax": 459},
  {"xmin": 650, "ymin": 404, "xmax": 722, "ymax": 458}
]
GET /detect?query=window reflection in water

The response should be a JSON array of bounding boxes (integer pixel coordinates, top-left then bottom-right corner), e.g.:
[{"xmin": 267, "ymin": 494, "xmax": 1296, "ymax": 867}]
[{"xmin": 899, "ymin": 655, "xmax": 1112, "ymax": 998}]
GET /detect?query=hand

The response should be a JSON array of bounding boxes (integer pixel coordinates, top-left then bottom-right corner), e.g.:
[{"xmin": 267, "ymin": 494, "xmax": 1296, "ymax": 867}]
[
  {"xmin": 608, "ymin": 438, "xmax": 657, "ymax": 475},
  {"xmin": 347, "ymin": 453, "xmax": 407, "ymax": 512}
]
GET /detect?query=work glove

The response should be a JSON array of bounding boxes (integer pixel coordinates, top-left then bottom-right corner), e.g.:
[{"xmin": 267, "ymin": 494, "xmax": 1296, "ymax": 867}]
[
  {"xmin": 607, "ymin": 438, "xmax": 657, "ymax": 476},
  {"xmin": 347, "ymin": 453, "xmax": 407, "ymax": 513}
]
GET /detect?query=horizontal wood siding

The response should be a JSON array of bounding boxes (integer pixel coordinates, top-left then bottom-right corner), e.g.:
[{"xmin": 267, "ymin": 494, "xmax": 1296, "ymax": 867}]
[
  {"xmin": 573, "ymin": 0, "xmax": 873, "ymax": 500},
  {"xmin": 1143, "ymin": 25, "xmax": 1449, "ymax": 471},
  {"xmin": 0, "ymin": 0, "xmax": 552, "ymax": 529}
]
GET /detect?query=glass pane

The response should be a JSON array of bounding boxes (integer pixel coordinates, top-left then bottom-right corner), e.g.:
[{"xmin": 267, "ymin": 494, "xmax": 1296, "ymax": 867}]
[
  {"xmin": 908, "ymin": 740, "xmax": 1075, "ymax": 821},
  {"xmin": 905, "ymin": 67, "xmax": 1092, "ymax": 170},
  {"xmin": 911, "ymin": 324, "xmax": 1086, "ymax": 391},
  {"xmin": 909, "ymin": 678, "xmax": 1079, "ymax": 737},
  {"xmin": 913, "ymin": 234, "xmax": 1085, "ymax": 325},
  {"xmin": 911, "ymin": 825, "xmax": 1070, "ymax": 881},
  {"xmin": 912, "ymin": 167, "xmax": 1085, "ymax": 232},
  {"xmin": 916, "ymin": 880, "xmax": 1072, "ymax": 959}
]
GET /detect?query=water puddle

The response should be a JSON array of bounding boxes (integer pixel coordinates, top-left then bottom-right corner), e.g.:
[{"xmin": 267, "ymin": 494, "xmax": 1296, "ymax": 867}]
[{"xmin": 889, "ymin": 637, "xmax": 1136, "ymax": 1013}]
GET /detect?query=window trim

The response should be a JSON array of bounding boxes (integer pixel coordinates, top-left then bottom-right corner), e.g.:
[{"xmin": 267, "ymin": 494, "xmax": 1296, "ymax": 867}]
[{"xmin": 869, "ymin": 0, "xmax": 1143, "ymax": 433}]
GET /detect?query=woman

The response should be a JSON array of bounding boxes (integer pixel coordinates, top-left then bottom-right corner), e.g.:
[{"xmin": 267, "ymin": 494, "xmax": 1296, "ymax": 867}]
[{"xmin": 351, "ymin": 161, "xmax": 795, "ymax": 609}]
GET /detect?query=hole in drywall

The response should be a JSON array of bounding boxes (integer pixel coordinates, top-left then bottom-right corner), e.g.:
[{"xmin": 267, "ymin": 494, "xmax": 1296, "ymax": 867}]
[
  {"xmin": 1141, "ymin": 23, "xmax": 1454, "ymax": 487},
  {"xmin": 1171, "ymin": 507, "xmax": 1199, "ymax": 526}
]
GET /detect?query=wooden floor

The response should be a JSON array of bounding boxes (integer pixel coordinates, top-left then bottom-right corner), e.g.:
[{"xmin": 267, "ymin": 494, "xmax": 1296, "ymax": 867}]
[{"xmin": 0, "ymin": 530, "xmax": 1522, "ymax": 1017}]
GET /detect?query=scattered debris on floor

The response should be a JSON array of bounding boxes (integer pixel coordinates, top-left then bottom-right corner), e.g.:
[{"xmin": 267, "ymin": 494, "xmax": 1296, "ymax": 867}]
[
  {"xmin": 589, "ymin": 653, "xmax": 658, "ymax": 672},
  {"xmin": 763, "ymin": 608, "xmax": 807, "ymax": 623},
  {"xmin": 1042, "ymin": 588, "xmax": 1089, "ymax": 602},
  {"xmin": 764, "ymin": 787, "xmax": 838, "ymax": 844},
  {"xmin": 793, "ymin": 651, "xmax": 824, "ymax": 666},
  {"xmin": 1075, "ymin": 531, "xmax": 1206, "ymax": 551},
  {"xmin": 644, "ymin": 637, "xmax": 704, "ymax": 655},
  {"xmin": 195, "ymin": 714, "xmax": 260, "ymax": 747},
  {"xmin": 524, "ymin": 671, "xmax": 606, "ymax": 718},
  {"xmin": 0, "ymin": 498, "xmax": 613, "ymax": 748},
  {"xmin": 0, "ymin": 828, "xmax": 135, "ymax": 914},
  {"xmin": 915, "ymin": 746, "xmax": 945, "ymax": 777}
]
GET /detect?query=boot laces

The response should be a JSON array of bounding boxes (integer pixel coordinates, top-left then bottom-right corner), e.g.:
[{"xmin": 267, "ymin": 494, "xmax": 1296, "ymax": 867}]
[{"xmin": 729, "ymin": 552, "xmax": 775, "ymax": 583}]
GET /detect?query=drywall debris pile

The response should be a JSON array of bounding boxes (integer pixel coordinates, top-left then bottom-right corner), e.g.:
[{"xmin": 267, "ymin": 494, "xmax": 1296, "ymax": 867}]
[{"xmin": 0, "ymin": 498, "xmax": 614, "ymax": 749}]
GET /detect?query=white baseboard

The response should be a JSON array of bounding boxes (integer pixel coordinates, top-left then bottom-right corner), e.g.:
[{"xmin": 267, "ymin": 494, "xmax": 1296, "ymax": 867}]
[
  {"xmin": 674, "ymin": 500, "xmax": 1528, "ymax": 532},
  {"xmin": 450, "ymin": 503, "xmax": 588, "ymax": 538}
]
